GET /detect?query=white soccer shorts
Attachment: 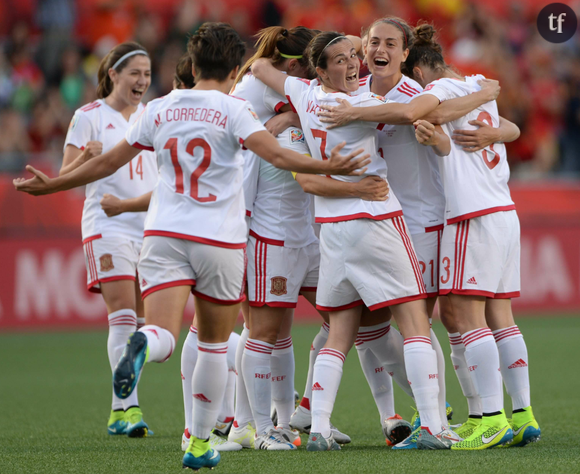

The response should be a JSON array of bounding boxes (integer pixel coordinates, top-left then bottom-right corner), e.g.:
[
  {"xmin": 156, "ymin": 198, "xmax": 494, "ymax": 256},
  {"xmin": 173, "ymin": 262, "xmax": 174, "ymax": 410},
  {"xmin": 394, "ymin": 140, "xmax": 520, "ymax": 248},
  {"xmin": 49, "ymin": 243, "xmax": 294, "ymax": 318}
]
[
  {"xmin": 138, "ymin": 235, "xmax": 246, "ymax": 304},
  {"xmin": 411, "ymin": 226, "xmax": 443, "ymax": 297},
  {"xmin": 247, "ymin": 233, "xmax": 319, "ymax": 307},
  {"xmin": 316, "ymin": 216, "xmax": 427, "ymax": 311},
  {"xmin": 83, "ymin": 235, "xmax": 141, "ymax": 293},
  {"xmin": 439, "ymin": 210, "xmax": 520, "ymax": 298}
]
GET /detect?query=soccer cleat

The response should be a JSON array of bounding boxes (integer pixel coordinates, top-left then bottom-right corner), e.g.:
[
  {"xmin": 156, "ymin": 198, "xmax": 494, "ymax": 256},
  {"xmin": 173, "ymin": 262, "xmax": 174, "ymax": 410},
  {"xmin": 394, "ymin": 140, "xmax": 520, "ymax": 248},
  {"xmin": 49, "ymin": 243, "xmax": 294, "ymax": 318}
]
[
  {"xmin": 451, "ymin": 413, "xmax": 513, "ymax": 450},
  {"xmin": 107, "ymin": 409, "xmax": 128, "ymax": 435},
  {"xmin": 382, "ymin": 414, "xmax": 412, "ymax": 446},
  {"xmin": 446, "ymin": 401, "xmax": 453, "ymax": 421},
  {"xmin": 276, "ymin": 426, "xmax": 302, "ymax": 447},
  {"xmin": 330, "ymin": 422, "xmax": 351, "ymax": 445},
  {"xmin": 113, "ymin": 332, "xmax": 148, "ymax": 400},
  {"xmin": 183, "ymin": 436, "xmax": 221, "ymax": 471},
  {"xmin": 213, "ymin": 418, "xmax": 234, "ymax": 437},
  {"xmin": 392, "ymin": 426, "xmax": 420, "ymax": 450},
  {"xmin": 508, "ymin": 406, "xmax": 541, "ymax": 447},
  {"xmin": 254, "ymin": 429, "xmax": 297, "ymax": 450},
  {"xmin": 182, "ymin": 430, "xmax": 243, "ymax": 452},
  {"xmin": 417, "ymin": 428, "xmax": 462, "ymax": 450},
  {"xmin": 290, "ymin": 406, "xmax": 312, "ymax": 434},
  {"xmin": 228, "ymin": 421, "xmax": 256, "ymax": 449},
  {"xmin": 409, "ymin": 407, "xmax": 420, "ymax": 431},
  {"xmin": 306, "ymin": 432, "xmax": 341, "ymax": 451},
  {"xmin": 454, "ymin": 416, "xmax": 482, "ymax": 439},
  {"xmin": 125, "ymin": 406, "xmax": 153, "ymax": 438}
]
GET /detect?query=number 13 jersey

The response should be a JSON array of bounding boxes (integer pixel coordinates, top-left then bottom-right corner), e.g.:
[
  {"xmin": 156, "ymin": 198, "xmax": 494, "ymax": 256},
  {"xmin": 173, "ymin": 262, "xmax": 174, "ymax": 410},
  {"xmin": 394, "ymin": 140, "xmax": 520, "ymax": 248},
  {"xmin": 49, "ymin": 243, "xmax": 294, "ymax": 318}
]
[
  {"xmin": 65, "ymin": 100, "xmax": 157, "ymax": 242},
  {"xmin": 125, "ymin": 89, "xmax": 266, "ymax": 248}
]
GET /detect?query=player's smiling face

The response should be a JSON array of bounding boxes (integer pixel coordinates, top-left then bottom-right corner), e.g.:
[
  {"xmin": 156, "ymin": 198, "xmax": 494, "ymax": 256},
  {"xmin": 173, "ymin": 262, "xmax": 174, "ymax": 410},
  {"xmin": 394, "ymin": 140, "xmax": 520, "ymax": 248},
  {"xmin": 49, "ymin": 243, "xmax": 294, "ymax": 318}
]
[
  {"xmin": 111, "ymin": 55, "xmax": 152, "ymax": 107},
  {"xmin": 366, "ymin": 23, "xmax": 409, "ymax": 80},
  {"xmin": 317, "ymin": 39, "xmax": 360, "ymax": 93}
]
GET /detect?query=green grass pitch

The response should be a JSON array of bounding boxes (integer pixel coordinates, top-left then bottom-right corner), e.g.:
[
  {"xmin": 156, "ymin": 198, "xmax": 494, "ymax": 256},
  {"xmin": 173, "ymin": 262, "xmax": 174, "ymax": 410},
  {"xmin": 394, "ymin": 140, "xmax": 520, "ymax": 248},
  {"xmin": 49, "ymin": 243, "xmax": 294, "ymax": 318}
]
[{"xmin": 1, "ymin": 317, "xmax": 579, "ymax": 473}]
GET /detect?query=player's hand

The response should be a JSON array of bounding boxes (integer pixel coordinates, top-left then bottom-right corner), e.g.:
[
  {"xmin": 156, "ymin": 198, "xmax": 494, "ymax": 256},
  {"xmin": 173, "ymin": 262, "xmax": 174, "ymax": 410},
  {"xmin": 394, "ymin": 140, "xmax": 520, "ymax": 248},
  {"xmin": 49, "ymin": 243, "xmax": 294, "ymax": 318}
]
[
  {"xmin": 326, "ymin": 141, "xmax": 371, "ymax": 176},
  {"xmin": 478, "ymin": 79, "xmax": 500, "ymax": 102},
  {"xmin": 85, "ymin": 141, "xmax": 103, "ymax": 159},
  {"xmin": 414, "ymin": 120, "xmax": 439, "ymax": 146},
  {"xmin": 264, "ymin": 112, "xmax": 300, "ymax": 137},
  {"xmin": 452, "ymin": 120, "xmax": 499, "ymax": 152},
  {"xmin": 317, "ymin": 99, "xmax": 356, "ymax": 129},
  {"xmin": 355, "ymin": 176, "xmax": 389, "ymax": 201},
  {"xmin": 13, "ymin": 165, "xmax": 58, "ymax": 195},
  {"xmin": 100, "ymin": 193, "xmax": 125, "ymax": 217}
]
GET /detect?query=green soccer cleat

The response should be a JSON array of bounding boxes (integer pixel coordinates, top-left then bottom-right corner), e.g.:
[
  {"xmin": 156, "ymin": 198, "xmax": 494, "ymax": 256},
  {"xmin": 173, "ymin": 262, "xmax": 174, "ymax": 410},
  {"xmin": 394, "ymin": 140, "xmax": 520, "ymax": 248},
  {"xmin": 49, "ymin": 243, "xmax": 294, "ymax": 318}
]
[
  {"xmin": 451, "ymin": 412, "xmax": 513, "ymax": 450},
  {"xmin": 183, "ymin": 436, "xmax": 221, "ymax": 471},
  {"xmin": 446, "ymin": 401, "xmax": 453, "ymax": 421},
  {"xmin": 125, "ymin": 406, "xmax": 153, "ymax": 438},
  {"xmin": 409, "ymin": 407, "xmax": 420, "ymax": 431},
  {"xmin": 508, "ymin": 406, "xmax": 541, "ymax": 447},
  {"xmin": 113, "ymin": 332, "xmax": 148, "ymax": 400},
  {"xmin": 454, "ymin": 416, "xmax": 482, "ymax": 439},
  {"xmin": 107, "ymin": 409, "xmax": 128, "ymax": 435}
]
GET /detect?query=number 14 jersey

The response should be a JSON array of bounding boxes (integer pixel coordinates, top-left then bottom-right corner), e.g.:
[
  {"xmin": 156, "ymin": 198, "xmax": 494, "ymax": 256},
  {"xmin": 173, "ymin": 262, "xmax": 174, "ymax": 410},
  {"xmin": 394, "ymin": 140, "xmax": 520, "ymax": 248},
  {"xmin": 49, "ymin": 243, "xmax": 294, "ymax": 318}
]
[{"xmin": 125, "ymin": 89, "xmax": 266, "ymax": 248}]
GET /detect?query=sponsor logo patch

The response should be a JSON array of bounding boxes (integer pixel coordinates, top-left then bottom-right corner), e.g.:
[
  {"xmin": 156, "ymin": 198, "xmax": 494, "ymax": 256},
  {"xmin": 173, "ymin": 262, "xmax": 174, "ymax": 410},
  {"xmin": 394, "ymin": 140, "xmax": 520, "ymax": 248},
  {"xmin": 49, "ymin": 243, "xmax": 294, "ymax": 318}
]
[
  {"xmin": 371, "ymin": 92, "xmax": 387, "ymax": 102},
  {"xmin": 270, "ymin": 276, "xmax": 288, "ymax": 296},
  {"xmin": 248, "ymin": 107, "xmax": 260, "ymax": 121},
  {"xmin": 290, "ymin": 128, "xmax": 305, "ymax": 143},
  {"xmin": 68, "ymin": 115, "xmax": 78, "ymax": 130},
  {"xmin": 99, "ymin": 254, "xmax": 114, "ymax": 272}
]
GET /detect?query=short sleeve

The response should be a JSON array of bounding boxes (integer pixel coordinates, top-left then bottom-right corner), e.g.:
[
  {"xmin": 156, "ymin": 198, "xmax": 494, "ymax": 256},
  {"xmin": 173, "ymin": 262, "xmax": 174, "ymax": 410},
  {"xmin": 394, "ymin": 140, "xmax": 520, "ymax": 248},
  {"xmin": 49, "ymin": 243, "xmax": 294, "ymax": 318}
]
[
  {"xmin": 126, "ymin": 107, "xmax": 155, "ymax": 152},
  {"xmin": 263, "ymin": 86, "xmax": 288, "ymax": 114},
  {"xmin": 63, "ymin": 111, "xmax": 93, "ymax": 152},
  {"xmin": 232, "ymin": 101, "xmax": 267, "ymax": 142},
  {"xmin": 419, "ymin": 81, "xmax": 452, "ymax": 103},
  {"xmin": 284, "ymin": 77, "xmax": 310, "ymax": 113}
]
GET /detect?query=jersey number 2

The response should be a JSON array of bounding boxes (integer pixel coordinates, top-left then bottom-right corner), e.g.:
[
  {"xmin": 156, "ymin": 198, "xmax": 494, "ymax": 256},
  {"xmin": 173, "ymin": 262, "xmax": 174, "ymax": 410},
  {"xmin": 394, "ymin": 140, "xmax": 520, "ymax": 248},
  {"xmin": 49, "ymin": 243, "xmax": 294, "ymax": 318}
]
[{"xmin": 164, "ymin": 137, "xmax": 216, "ymax": 202}]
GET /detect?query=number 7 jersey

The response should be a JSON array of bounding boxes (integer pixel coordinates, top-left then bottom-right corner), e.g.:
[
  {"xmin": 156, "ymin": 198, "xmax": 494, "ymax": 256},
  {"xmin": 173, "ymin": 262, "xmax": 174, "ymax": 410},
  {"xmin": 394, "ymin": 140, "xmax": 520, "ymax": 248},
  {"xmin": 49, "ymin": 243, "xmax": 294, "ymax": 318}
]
[{"xmin": 125, "ymin": 89, "xmax": 266, "ymax": 248}]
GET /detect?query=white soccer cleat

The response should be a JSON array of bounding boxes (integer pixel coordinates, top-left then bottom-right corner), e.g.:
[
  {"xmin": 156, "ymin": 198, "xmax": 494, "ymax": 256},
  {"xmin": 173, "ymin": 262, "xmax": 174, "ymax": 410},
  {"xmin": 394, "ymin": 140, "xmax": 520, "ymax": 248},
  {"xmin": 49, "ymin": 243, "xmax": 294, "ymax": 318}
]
[
  {"xmin": 290, "ymin": 406, "xmax": 312, "ymax": 434},
  {"xmin": 417, "ymin": 428, "xmax": 462, "ymax": 450},
  {"xmin": 182, "ymin": 429, "xmax": 243, "ymax": 452},
  {"xmin": 330, "ymin": 422, "xmax": 351, "ymax": 445},
  {"xmin": 227, "ymin": 421, "xmax": 256, "ymax": 449},
  {"xmin": 254, "ymin": 429, "xmax": 297, "ymax": 450},
  {"xmin": 276, "ymin": 426, "xmax": 302, "ymax": 447},
  {"xmin": 214, "ymin": 418, "xmax": 234, "ymax": 437},
  {"xmin": 382, "ymin": 414, "xmax": 413, "ymax": 446}
]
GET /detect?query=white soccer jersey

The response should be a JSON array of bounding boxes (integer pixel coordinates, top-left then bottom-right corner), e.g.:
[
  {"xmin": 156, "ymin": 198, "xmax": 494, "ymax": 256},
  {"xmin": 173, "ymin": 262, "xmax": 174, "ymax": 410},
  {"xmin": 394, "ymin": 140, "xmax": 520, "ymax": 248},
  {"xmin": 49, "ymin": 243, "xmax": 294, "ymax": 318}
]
[
  {"xmin": 357, "ymin": 75, "xmax": 445, "ymax": 234},
  {"xmin": 231, "ymin": 72, "xmax": 288, "ymax": 216},
  {"xmin": 284, "ymin": 76, "xmax": 403, "ymax": 223},
  {"xmin": 250, "ymin": 126, "xmax": 317, "ymax": 248},
  {"xmin": 64, "ymin": 100, "xmax": 157, "ymax": 242},
  {"xmin": 125, "ymin": 89, "xmax": 266, "ymax": 248},
  {"xmin": 420, "ymin": 75, "xmax": 515, "ymax": 224}
]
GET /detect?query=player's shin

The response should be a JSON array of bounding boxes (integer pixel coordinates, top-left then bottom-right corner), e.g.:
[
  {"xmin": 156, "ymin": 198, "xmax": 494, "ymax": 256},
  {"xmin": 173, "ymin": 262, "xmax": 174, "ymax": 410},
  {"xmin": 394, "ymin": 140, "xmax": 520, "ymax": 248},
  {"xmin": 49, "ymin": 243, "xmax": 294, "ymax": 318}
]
[
  {"xmin": 181, "ymin": 326, "xmax": 199, "ymax": 433},
  {"xmin": 271, "ymin": 337, "xmax": 295, "ymax": 429},
  {"xmin": 449, "ymin": 332, "xmax": 482, "ymax": 416},
  {"xmin": 430, "ymin": 322, "xmax": 448, "ymax": 428},
  {"xmin": 233, "ymin": 324, "xmax": 253, "ymax": 427},
  {"xmin": 356, "ymin": 346, "xmax": 395, "ymax": 421},
  {"xmin": 300, "ymin": 323, "xmax": 329, "ymax": 411}
]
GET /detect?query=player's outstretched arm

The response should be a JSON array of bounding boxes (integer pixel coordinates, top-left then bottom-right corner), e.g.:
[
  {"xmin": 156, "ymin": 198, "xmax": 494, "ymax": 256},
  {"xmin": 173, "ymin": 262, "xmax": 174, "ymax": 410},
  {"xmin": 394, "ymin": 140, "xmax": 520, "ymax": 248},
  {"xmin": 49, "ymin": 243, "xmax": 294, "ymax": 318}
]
[
  {"xmin": 414, "ymin": 120, "xmax": 451, "ymax": 156},
  {"xmin": 452, "ymin": 116, "xmax": 520, "ymax": 153},
  {"xmin": 60, "ymin": 141, "xmax": 103, "ymax": 176},
  {"xmin": 100, "ymin": 191, "xmax": 152, "ymax": 217},
  {"xmin": 244, "ymin": 130, "xmax": 370, "ymax": 176},
  {"xmin": 14, "ymin": 139, "xmax": 140, "ymax": 196},
  {"xmin": 422, "ymin": 79, "xmax": 501, "ymax": 125},
  {"xmin": 250, "ymin": 58, "xmax": 287, "ymax": 97},
  {"xmin": 296, "ymin": 174, "xmax": 389, "ymax": 201}
]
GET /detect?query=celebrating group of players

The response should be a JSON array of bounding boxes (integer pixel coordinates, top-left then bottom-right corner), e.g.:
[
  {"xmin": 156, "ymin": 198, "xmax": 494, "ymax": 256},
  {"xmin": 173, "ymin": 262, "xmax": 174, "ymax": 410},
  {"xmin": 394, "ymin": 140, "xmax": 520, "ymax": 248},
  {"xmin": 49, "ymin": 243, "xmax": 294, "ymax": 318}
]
[{"xmin": 14, "ymin": 14, "xmax": 541, "ymax": 471}]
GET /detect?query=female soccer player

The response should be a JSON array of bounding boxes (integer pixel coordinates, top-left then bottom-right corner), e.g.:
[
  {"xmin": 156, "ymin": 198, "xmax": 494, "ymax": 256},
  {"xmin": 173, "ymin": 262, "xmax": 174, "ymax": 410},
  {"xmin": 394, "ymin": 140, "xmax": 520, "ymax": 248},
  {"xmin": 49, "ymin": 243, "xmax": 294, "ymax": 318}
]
[
  {"xmin": 252, "ymin": 31, "xmax": 458, "ymax": 451},
  {"xmin": 14, "ymin": 22, "xmax": 370, "ymax": 470},
  {"xmin": 61, "ymin": 42, "xmax": 157, "ymax": 438}
]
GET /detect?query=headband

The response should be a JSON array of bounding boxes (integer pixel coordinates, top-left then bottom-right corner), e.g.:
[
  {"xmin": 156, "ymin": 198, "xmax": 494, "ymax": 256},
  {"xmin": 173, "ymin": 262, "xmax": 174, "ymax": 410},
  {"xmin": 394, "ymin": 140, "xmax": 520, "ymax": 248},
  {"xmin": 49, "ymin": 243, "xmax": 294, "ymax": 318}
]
[
  {"xmin": 385, "ymin": 20, "xmax": 407, "ymax": 48},
  {"xmin": 111, "ymin": 50, "xmax": 149, "ymax": 70},
  {"xmin": 317, "ymin": 35, "xmax": 347, "ymax": 67},
  {"xmin": 280, "ymin": 53, "xmax": 303, "ymax": 59}
]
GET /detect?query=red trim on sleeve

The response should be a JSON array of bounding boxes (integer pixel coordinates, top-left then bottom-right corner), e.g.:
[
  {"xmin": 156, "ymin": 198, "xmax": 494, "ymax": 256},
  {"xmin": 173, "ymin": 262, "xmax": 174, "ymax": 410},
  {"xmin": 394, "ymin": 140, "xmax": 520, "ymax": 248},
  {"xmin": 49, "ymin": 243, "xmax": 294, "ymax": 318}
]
[
  {"xmin": 246, "ymin": 209, "xmax": 252, "ymax": 217},
  {"xmin": 193, "ymin": 290, "xmax": 246, "ymax": 305},
  {"xmin": 141, "ymin": 279, "xmax": 196, "ymax": 299},
  {"xmin": 274, "ymin": 101, "xmax": 286, "ymax": 113},
  {"xmin": 316, "ymin": 299, "xmax": 364, "ymax": 312},
  {"xmin": 82, "ymin": 234, "xmax": 102, "ymax": 244},
  {"xmin": 249, "ymin": 230, "xmax": 284, "ymax": 247},
  {"xmin": 315, "ymin": 210, "xmax": 403, "ymax": 224},
  {"xmin": 132, "ymin": 142, "xmax": 155, "ymax": 152},
  {"xmin": 144, "ymin": 230, "xmax": 247, "ymax": 249},
  {"xmin": 425, "ymin": 224, "xmax": 444, "ymax": 233},
  {"xmin": 285, "ymin": 95, "xmax": 297, "ymax": 113},
  {"xmin": 446, "ymin": 205, "xmax": 516, "ymax": 225}
]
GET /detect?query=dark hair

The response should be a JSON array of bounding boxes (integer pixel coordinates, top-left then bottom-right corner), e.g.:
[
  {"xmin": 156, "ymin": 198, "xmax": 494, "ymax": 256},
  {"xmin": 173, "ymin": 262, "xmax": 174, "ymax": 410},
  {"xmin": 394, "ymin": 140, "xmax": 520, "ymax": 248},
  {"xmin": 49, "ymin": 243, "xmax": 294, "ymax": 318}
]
[
  {"xmin": 187, "ymin": 22, "xmax": 246, "ymax": 82},
  {"xmin": 235, "ymin": 26, "xmax": 316, "ymax": 84},
  {"xmin": 367, "ymin": 16, "xmax": 415, "ymax": 51},
  {"xmin": 307, "ymin": 31, "xmax": 349, "ymax": 73},
  {"xmin": 174, "ymin": 53, "xmax": 195, "ymax": 89},
  {"xmin": 96, "ymin": 42, "xmax": 149, "ymax": 99},
  {"xmin": 401, "ymin": 24, "xmax": 446, "ymax": 77}
]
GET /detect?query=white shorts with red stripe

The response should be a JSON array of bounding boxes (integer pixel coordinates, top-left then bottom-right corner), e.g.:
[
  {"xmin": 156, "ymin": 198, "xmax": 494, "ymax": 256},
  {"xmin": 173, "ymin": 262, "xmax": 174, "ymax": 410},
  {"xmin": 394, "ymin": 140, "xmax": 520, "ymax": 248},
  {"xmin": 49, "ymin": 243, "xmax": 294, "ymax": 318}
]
[
  {"xmin": 316, "ymin": 216, "xmax": 427, "ymax": 311},
  {"xmin": 439, "ymin": 210, "xmax": 520, "ymax": 298},
  {"xmin": 247, "ymin": 233, "xmax": 319, "ymax": 308},
  {"xmin": 83, "ymin": 235, "xmax": 141, "ymax": 293},
  {"xmin": 138, "ymin": 235, "xmax": 246, "ymax": 304},
  {"xmin": 411, "ymin": 226, "xmax": 443, "ymax": 298}
]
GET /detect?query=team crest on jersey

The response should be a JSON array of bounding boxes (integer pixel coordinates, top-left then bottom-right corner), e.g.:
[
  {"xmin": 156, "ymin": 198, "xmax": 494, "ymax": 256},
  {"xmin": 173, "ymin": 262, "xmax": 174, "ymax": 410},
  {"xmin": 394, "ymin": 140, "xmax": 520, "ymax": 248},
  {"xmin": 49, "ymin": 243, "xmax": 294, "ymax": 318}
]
[
  {"xmin": 68, "ymin": 115, "xmax": 78, "ymax": 131},
  {"xmin": 99, "ymin": 254, "xmax": 114, "ymax": 272},
  {"xmin": 424, "ymin": 84, "xmax": 435, "ymax": 91},
  {"xmin": 248, "ymin": 107, "xmax": 260, "ymax": 122},
  {"xmin": 370, "ymin": 92, "xmax": 386, "ymax": 102},
  {"xmin": 290, "ymin": 128, "xmax": 304, "ymax": 143},
  {"xmin": 270, "ymin": 277, "xmax": 288, "ymax": 296}
]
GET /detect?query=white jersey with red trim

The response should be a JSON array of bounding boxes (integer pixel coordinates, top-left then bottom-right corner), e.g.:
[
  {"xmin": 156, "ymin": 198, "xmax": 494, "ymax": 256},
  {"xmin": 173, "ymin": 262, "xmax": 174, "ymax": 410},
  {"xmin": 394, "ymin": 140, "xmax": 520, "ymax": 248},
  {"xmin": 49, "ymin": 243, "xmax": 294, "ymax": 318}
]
[
  {"xmin": 125, "ymin": 89, "xmax": 266, "ymax": 248},
  {"xmin": 357, "ymin": 75, "xmax": 445, "ymax": 234},
  {"xmin": 284, "ymin": 76, "xmax": 403, "ymax": 223},
  {"xmin": 64, "ymin": 99, "xmax": 157, "ymax": 242},
  {"xmin": 420, "ymin": 75, "xmax": 514, "ymax": 224},
  {"xmin": 231, "ymin": 72, "xmax": 288, "ymax": 216},
  {"xmin": 250, "ymin": 126, "xmax": 317, "ymax": 248}
]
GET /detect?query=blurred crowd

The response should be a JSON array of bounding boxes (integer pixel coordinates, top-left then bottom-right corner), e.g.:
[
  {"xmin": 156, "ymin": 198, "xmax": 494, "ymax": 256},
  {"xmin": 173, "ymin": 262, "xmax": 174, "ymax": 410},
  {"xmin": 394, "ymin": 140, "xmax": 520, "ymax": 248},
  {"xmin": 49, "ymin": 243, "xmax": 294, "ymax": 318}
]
[{"xmin": 0, "ymin": 0, "xmax": 579, "ymax": 178}]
